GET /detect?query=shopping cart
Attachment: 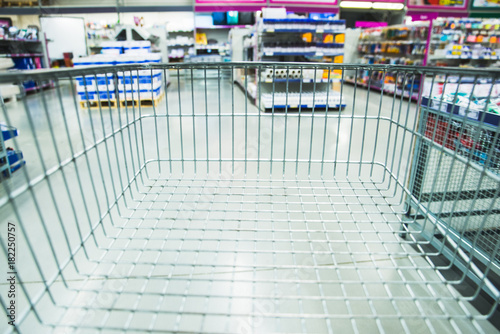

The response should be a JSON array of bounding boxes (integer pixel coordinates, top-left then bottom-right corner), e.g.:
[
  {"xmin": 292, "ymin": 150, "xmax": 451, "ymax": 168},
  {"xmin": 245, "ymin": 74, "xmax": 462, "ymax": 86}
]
[{"xmin": 0, "ymin": 63, "xmax": 499, "ymax": 333}]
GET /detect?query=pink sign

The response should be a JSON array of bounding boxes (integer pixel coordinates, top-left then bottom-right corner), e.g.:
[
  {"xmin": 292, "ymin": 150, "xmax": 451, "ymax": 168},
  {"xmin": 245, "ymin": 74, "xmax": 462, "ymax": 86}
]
[
  {"xmin": 195, "ymin": 5, "xmax": 265, "ymax": 11},
  {"xmin": 269, "ymin": 0, "xmax": 337, "ymax": 4},
  {"xmin": 355, "ymin": 21, "xmax": 388, "ymax": 28},
  {"xmin": 409, "ymin": 13, "xmax": 438, "ymax": 20},
  {"xmin": 195, "ymin": 0, "xmax": 265, "ymax": 3},
  {"xmin": 407, "ymin": 9, "xmax": 469, "ymax": 17}
]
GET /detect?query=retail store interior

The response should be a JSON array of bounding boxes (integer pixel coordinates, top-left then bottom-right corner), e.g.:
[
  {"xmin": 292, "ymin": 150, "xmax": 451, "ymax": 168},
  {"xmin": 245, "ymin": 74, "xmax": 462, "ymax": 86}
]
[{"xmin": 1, "ymin": 1, "xmax": 500, "ymax": 333}]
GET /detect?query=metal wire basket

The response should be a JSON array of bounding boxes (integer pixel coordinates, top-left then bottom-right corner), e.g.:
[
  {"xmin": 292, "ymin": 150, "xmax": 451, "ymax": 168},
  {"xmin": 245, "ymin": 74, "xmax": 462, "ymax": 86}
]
[{"xmin": 0, "ymin": 63, "xmax": 499, "ymax": 333}]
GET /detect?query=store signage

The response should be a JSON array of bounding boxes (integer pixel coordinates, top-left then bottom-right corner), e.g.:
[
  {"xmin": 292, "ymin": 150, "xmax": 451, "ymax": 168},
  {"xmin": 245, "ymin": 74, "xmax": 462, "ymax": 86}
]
[
  {"xmin": 471, "ymin": 0, "xmax": 500, "ymax": 8},
  {"xmin": 269, "ymin": 0, "xmax": 337, "ymax": 4},
  {"xmin": 370, "ymin": 0, "xmax": 405, "ymax": 3},
  {"xmin": 407, "ymin": 0, "xmax": 468, "ymax": 9},
  {"xmin": 195, "ymin": 0, "xmax": 265, "ymax": 3},
  {"xmin": 355, "ymin": 21, "xmax": 388, "ymax": 27},
  {"xmin": 409, "ymin": 13, "xmax": 439, "ymax": 20}
]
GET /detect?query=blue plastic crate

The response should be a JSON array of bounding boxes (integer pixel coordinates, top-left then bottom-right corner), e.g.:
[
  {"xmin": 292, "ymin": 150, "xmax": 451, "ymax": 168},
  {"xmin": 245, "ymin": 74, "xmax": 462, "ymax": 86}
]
[{"xmin": 7, "ymin": 150, "xmax": 23, "ymax": 166}]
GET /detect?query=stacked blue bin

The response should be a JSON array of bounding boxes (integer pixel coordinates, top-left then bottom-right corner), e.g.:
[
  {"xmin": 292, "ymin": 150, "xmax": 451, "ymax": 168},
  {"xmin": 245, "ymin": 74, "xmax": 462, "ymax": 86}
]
[
  {"xmin": 116, "ymin": 53, "xmax": 163, "ymax": 103},
  {"xmin": 74, "ymin": 55, "xmax": 116, "ymax": 105},
  {"xmin": 74, "ymin": 41, "xmax": 163, "ymax": 107}
]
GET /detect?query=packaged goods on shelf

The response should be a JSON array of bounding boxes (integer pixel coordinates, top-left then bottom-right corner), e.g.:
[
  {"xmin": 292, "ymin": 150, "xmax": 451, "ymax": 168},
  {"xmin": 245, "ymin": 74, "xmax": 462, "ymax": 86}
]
[
  {"xmin": 351, "ymin": 21, "xmax": 429, "ymax": 99},
  {"xmin": 437, "ymin": 44, "xmax": 499, "ymax": 60},
  {"xmin": 359, "ymin": 24, "xmax": 428, "ymax": 42},
  {"xmin": 259, "ymin": 68, "xmax": 339, "ymax": 82},
  {"xmin": 86, "ymin": 21, "xmax": 116, "ymax": 44},
  {"xmin": 123, "ymin": 41, "xmax": 151, "ymax": 54},
  {"xmin": 1, "ymin": 27, "xmax": 46, "ymax": 91},
  {"xmin": 0, "ymin": 25, "xmax": 38, "ymax": 41},
  {"xmin": 241, "ymin": 15, "xmax": 346, "ymax": 111},
  {"xmin": 101, "ymin": 41, "xmax": 124, "ymax": 55},
  {"xmin": 261, "ymin": 91, "xmax": 345, "ymax": 109},
  {"xmin": 361, "ymin": 54, "xmax": 423, "ymax": 66},
  {"xmin": 100, "ymin": 41, "xmax": 152, "ymax": 55},
  {"xmin": 186, "ymin": 54, "xmax": 225, "ymax": 63},
  {"xmin": 118, "ymin": 86, "xmax": 162, "ymax": 101},
  {"xmin": 421, "ymin": 77, "xmax": 500, "ymax": 126},
  {"xmin": 262, "ymin": 41, "xmax": 344, "ymax": 56},
  {"xmin": 167, "ymin": 36, "xmax": 194, "ymax": 46},
  {"xmin": 429, "ymin": 18, "xmax": 500, "ymax": 66},
  {"xmin": 169, "ymin": 48, "xmax": 189, "ymax": 59},
  {"xmin": 358, "ymin": 41, "xmax": 426, "ymax": 56},
  {"xmin": 261, "ymin": 18, "xmax": 346, "ymax": 33}
]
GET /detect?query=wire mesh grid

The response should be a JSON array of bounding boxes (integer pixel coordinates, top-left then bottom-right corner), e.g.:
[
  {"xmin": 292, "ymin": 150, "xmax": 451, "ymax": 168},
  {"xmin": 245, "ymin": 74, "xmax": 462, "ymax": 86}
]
[{"xmin": 0, "ymin": 63, "xmax": 499, "ymax": 333}]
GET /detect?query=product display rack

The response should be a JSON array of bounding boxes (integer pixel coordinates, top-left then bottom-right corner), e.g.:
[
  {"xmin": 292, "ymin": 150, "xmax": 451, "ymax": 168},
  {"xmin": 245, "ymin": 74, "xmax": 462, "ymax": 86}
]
[
  {"xmin": 349, "ymin": 21, "xmax": 430, "ymax": 100},
  {"xmin": 428, "ymin": 18, "xmax": 500, "ymax": 67},
  {"xmin": 0, "ymin": 124, "xmax": 25, "ymax": 180},
  {"xmin": 238, "ymin": 17, "xmax": 346, "ymax": 111},
  {"xmin": 86, "ymin": 21, "xmax": 116, "ymax": 54},
  {"xmin": 194, "ymin": 25, "xmax": 234, "ymax": 59},
  {"xmin": 168, "ymin": 29, "xmax": 195, "ymax": 63},
  {"xmin": 0, "ymin": 38, "xmax": 48, "ymax": 92}
]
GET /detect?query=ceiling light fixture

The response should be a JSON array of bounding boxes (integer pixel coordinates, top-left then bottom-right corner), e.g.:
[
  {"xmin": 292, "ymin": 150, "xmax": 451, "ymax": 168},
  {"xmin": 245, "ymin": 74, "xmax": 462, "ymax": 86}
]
[
  {"xmin": 340, "ymin": 1, "xmax": 405, "ymax": 10},
  {"xmin": 339, "ymin": 1, "xmax": 373, "ymax": 8},
  {"xmin": 372, "ymin": 2, "xmax": 405, "ymax": 10}
]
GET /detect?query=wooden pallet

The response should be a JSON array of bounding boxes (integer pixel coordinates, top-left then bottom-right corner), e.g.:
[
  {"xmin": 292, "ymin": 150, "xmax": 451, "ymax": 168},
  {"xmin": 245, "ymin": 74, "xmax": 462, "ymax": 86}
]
[
  {"xmin": 120, "ymin": 92, "xmax": 165, "ymax": 108},
  {"xmin": 2, "ymin": 0, "xmax": 38, "ymax": 6},
  {"xmin": 79, "ymin": 100, "xmax": 117, "ymax": 109}
]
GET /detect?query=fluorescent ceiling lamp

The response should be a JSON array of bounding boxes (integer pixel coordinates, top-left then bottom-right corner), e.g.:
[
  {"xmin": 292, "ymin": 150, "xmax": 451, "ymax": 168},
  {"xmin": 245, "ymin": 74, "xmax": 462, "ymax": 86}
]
[
  {"xmin": 372, "ymin": 2, "xmax": 405, "ymax": 9},
  {"xmin": 340, "ymin": 1, "xmax": 372, "ymax": 8}
]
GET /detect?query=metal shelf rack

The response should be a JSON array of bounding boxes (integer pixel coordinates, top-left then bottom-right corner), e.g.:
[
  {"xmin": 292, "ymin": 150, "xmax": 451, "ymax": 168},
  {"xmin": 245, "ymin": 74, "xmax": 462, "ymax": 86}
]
[{"xmin": 0, "ymin": 123, "xmax": 25, "ymax": 179}]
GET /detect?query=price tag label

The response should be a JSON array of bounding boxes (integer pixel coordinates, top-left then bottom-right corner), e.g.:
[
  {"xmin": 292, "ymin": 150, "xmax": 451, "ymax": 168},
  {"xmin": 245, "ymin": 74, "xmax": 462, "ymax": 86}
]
[
  {"xmin": 317, "ymin": 28, "xmax": 324, "ymax": 33},
  {"xmin": 290, "ymin": 105, "xmax": 298, "ymax": 109},
  {"xmin": 461, "ymin": 55, "xmax": 469, "ymax": 59},
  {"xmin": 266, "ymin": 29, "xmax": 274, "ymax": 33},
  {"xmin": 316, "ymin": 52, "xmax": 324, "ymax": 57},
  {"xmin": 265, "ymin": 52, "xmax": 273, "ymax": 56}
]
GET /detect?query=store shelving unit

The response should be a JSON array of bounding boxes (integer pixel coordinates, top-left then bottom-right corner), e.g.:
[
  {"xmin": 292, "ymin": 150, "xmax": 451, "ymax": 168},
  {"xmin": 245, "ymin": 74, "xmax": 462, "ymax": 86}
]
[
  {"xmin": 196, "ymin": 25, "xmax": 249, "ymax": 30},
  {"xmin": 237, "ymin": 17, "xmax": 346, "ymax": 112},
  {"xmin": 0, "ymin": 124, "xmax": 25, "ymax": 180},
  {"xmin": 86, "ymin": 21, "xmax": 116, "ymax": 54},
  {"xmin": 168, "ymin": 29, "xmax": 194, "ymax": 63},
  {"xmin": 349, "ymin": 22, "xmax": 430, "ymax": 100},
  {"xmin": 0, "ymin": 38, "xmax": 48, "ymax": 92},
  {"xmin": 195, "ymin": 43, "xmax": 230, "ymax": 55},
  {"xmin": 427, "ymin": 18, "xmax": 500, "ymax": 67},
  {"xmin": 194, "ymin": 25, "xmax": 233, "ymax": 60},
  {"xmin": 193, "ymin": 12, "xmax": 253, "ymax": 61}
]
